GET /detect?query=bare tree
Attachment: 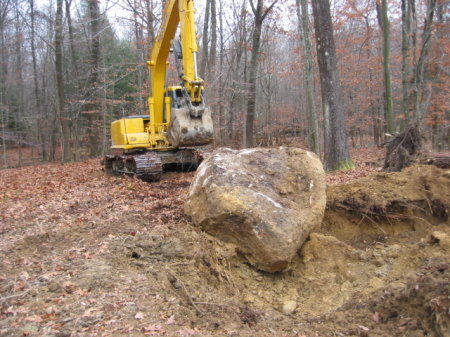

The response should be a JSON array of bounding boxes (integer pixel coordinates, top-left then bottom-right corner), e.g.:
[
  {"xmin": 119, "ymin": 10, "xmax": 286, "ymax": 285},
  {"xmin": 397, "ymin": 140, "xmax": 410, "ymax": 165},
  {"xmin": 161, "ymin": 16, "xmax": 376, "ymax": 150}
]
[
  {"xmin": 65, "ymin": 0, "xmax": 79, "ymax": 78},
  {"xmin": 0, "ymin": 0, "xmax": 11, "ymax": 167},
  {"xmin": 401, "ymin": 0, "xmax": 412, "ymax": 126},
  {"xmin": 296, "ymin": 0, "xmax": 320, "ymax": 155},
  {"xmin": 209, "ymin": 0, "xmax": 217, "ymax": 74},
  {"xmin": 29, "ymin": 0, "xmax": 47, "ymax": 160},
  {"xmin": 311, "ymin": 0, "xmax": 352, "ymax": 170},
  {"xmin": 200, "ymin": 0, "xmax": 211, "ymax": 78},
  {"xmin": 86, "ymin": 0, "xmax": 102, "ymax": 157},
  {"xmin": 226, "ymin": 1, "xmax": 249, "ymax": 145},
  {"xmin": 412, "ymin": 0, "xmax": 437, "ymax": 126},
  {"xmin": 376, "ymin": 0, "xmax": 395, "ymax": 134},
  {"xmin": 244, "ymin": 0, "xmax": 278, "ymax": 148},
  {"xmin": 55, "ymin": 0, "xmax": 72, "ymax": 162}
]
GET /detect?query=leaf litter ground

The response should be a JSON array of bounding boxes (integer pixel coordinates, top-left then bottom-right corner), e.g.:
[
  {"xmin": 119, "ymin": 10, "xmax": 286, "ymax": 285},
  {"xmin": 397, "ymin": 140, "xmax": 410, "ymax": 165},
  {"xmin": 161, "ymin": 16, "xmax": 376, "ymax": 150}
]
[{"xmin": 0, "ymin": 148, "xmax": 449, "ymax": 337}]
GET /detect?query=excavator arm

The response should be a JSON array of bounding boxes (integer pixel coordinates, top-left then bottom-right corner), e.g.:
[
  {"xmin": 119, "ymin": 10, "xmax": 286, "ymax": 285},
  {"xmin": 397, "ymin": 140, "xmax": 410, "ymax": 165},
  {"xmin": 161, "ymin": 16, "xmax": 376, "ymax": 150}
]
[{"xmin": 147, "ymin": 0, "xmax": 212, "ymax": 147}]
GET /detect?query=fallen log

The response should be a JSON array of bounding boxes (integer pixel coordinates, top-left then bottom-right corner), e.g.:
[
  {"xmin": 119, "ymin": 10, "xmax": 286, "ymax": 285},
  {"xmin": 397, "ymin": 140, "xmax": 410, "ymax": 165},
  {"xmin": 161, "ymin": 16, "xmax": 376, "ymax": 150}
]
[{"xmin": 420, "ymin": 152, "xmax": 450, "ymax": 169}]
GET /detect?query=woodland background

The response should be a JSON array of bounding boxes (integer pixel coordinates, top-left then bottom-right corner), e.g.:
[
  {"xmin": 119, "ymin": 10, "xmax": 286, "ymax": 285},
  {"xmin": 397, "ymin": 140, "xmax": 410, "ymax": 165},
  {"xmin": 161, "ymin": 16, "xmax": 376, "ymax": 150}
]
[{"xmin": 0, "ymin": 0, "xmax": 448, "ymax": 169}]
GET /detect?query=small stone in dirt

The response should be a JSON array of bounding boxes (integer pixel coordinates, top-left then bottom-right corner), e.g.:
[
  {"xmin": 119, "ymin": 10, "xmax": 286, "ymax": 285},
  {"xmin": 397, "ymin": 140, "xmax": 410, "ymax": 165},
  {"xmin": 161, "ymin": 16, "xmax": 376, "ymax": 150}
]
[
  {"xmin": 167, "ymin": 273, "xmax": 182, "ymax": 289},
  {"xmin": 239, "ymin": 305, "xmax": 259, "ymax": 326},
  {"xmin": 281, "ymin": 300, "xmax": 297, "ymax": 315},
  {"xmin": 242, "ymin": 294, "xmax": 256, "ymax": 304},
  {"xmin": 429, "ymin": 231, "xmax": 450, "ymax": 250},
  {"xmin": 47, "ymin": 281, "xmax": 62, "ymax": 293},
  {"xmin": 185, "ymin": 147, "xmax": 326, "ymax": 272},
  {"xmin": 73, "ymin": 259, "xmax": 113, "ymax": 289}
]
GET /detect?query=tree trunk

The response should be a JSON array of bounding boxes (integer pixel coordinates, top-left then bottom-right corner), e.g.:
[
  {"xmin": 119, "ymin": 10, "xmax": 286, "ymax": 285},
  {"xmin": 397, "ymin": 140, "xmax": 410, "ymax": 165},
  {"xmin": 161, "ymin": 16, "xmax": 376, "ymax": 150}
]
[
  {"xmin": 65, "ymin": 0, "xmax": 79, "ymax": 79},
  {"xmin": 244, "ymin": 1, "xmax": 262, "ymax": 148},
  {"xmin": 401, "ymin": 0, "xmax": 412, "ymax": 127},
  {"xmin": 209, "ymin": 0, "xmax": 217, "ymax": 73},
  {"xmin": 29, "ymin": 0, "xmax": 46, "ymax": 161},
  {"xmin": 0, "ymin": 2, "xmax": 9, "ymax": 167},
  {"xmin": 55, "ymin": 0, "xmax": 72, "ymax": 162},
  {"xmin": 200, "ymin": 0, "xmax": 210, "ymax": 79},
  {"xmin": 1, "ymin": 91, "xmax": 6, "ymax": 168},
  {"xmin": 410, "ymin": 0, "xmax": 418, "ymax": 113},
  {"xmin": 432, "ymin": 1, "xmax": 448, "ymax": 150},
  {"xmin": 145, "ymin": 0, "xmax": 155, "ymax": 44},
  {"xmin": 217, "ymin": 0, "xmax": 225, "ymax": 144},
  {"xmin": 86, "ymin": 0, "xmax": 102, "ymax": 157},
  {"xmin": 14, "ymin": 2, "xmax": 24, "ymax": 166},
  {"xmin": 244, "ymin": 0, "xmax": 278, "ymax": 148},
  {"xmin": 296, "ymin": 0, "xmax": 320, "ymax": 156},
  {"xmin": 412, "ymin": 0, "xmax": 437, "ymax": 125},
  {"xmin": 377, "ymin": 0, "xmax": 395, "ymax": 134},
  {"xmin": 311, "ymin": 0, "xmax": 352, "ymax": 171},
  {"xmin": 133, "ymin": 1, "xmax": 145, "ymax": 112},
  {"xmin": 101, "ymin": 59, "xmax": 107, "ymax": 156}
]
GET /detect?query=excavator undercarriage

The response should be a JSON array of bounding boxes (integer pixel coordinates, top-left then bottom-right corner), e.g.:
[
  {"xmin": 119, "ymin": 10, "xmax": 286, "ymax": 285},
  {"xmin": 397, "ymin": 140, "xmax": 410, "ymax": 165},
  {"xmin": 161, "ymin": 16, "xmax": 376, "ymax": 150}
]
[{"xmin": 104, "ymin": 148, "xmax": 203, "ymax": 182}]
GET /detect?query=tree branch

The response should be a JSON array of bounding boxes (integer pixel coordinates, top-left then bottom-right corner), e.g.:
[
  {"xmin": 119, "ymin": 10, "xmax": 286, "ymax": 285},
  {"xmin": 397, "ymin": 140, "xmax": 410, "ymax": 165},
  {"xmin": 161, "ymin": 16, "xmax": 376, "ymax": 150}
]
[
  {"xmin": 249, "ymin": 0, "xmax": 257, "ymax": 15},
  {"xmin": 261, "ymin": 0, "xmax": 279, "ymax": 21}
]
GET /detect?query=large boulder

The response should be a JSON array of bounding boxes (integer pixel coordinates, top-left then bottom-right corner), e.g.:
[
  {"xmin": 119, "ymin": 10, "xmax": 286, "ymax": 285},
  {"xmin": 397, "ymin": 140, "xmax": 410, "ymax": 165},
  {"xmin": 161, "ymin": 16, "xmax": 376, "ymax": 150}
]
[{"xmin": 184, "ymin": 147, "xmax": 326, "ymax": 272}]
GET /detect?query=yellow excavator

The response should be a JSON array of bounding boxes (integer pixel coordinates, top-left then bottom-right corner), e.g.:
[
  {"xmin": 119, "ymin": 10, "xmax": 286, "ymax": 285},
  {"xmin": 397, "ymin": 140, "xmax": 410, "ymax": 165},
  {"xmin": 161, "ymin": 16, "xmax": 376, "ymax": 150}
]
[{"xmin": 104, "ymin": 0, "xmax": 213, "ymax": 181}]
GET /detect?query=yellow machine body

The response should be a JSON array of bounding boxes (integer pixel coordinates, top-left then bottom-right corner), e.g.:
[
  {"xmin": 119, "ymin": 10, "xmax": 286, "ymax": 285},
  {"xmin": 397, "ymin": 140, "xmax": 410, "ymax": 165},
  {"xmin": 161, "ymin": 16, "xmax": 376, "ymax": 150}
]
[
  {"xmin": 111, "ymin": 118, "xmax": 150, "ymax": 150},
  {"xmin": 110, "ymin": 86, "xmax": 182, "ymax": 151}
]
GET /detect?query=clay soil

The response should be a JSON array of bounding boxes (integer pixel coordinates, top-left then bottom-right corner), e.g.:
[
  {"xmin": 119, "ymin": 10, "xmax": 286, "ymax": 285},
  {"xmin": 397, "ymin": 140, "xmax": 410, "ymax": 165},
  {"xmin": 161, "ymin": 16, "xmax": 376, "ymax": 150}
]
[{"xmin": 0, "ymin": 151, "xmax": 449, "ymax": 337}]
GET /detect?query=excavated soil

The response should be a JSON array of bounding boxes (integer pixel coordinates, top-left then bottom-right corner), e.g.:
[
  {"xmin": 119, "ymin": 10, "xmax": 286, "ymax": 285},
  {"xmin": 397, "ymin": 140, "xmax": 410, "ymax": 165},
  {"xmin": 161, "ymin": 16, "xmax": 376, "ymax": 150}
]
[{"xmin": 0, "ymin": 159, "xmax": 449, "ymax": 337}]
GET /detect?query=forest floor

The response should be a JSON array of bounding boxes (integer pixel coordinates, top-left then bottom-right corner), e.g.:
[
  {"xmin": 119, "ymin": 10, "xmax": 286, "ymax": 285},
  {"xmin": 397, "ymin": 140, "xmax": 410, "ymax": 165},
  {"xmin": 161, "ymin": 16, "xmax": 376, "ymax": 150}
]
[{"xmin": 0, "ymin": 148, "xmax": 449, "ymax": 337}]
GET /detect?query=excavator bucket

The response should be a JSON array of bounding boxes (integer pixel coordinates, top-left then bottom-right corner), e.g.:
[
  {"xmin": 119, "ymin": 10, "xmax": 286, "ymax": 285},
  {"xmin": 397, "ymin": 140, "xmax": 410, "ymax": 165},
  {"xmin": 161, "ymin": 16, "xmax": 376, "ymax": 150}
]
[{"xmin": 166, "ymin": 106, "xmax": 214, "ymax": 147}]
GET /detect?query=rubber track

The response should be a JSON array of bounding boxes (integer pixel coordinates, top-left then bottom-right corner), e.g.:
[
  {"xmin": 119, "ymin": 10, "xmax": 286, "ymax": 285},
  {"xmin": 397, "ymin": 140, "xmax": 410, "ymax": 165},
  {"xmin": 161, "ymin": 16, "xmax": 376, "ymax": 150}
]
[
  {"xmin": 134, "ymin": 153, "xmax": 163, "ymax": 182},
  {"xmin": 104, "ymin": 153, "xmax": 162, "ymax": 182}
]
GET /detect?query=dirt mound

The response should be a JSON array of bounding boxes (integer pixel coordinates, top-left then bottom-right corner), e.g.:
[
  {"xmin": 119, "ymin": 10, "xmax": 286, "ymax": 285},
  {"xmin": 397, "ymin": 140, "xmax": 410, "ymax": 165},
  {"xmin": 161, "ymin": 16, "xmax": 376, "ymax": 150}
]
[
  {"xmin": 326, "ymin": 165, "xmax": 449, "ymax": 220},
  {"xmin": 324, "ymin": 165, "xmax": 449, "ymax": 247},
  {"xmin": 1, "ymin": 162, "xmax": 449, "ymax": 336},
  {"xmin": 367, "ymin": 258, "xmax": 449, "ymax": 337}
]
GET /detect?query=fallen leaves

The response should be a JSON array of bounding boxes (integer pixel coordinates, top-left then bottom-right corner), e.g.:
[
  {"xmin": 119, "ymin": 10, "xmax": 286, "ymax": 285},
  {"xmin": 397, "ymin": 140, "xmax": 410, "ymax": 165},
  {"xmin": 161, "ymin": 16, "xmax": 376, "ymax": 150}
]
[
  {"xmin": 142, "ymin": 324, "xmax": 165, "ymax": 335},
  {"xmin": 177, "ymin": 328, "xmax": 197, "ymax": 336},
  {"xmin": 0, "ymin": 159, "xmax": 196, "ymax": 336},
  {"xmin": 0, "ymin": 159, "xmax": 193, "ymax": 253},
  {"xmin": 165, "ymin": 314, "xmax": 176, "ymax": 325},
  {"xmin": 327, "ymin": 148, "xmax": 384, "ymax": 185},
  {"xmin": 24, "ymin": 315, "xmax": 43, "ymax": 323}
]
